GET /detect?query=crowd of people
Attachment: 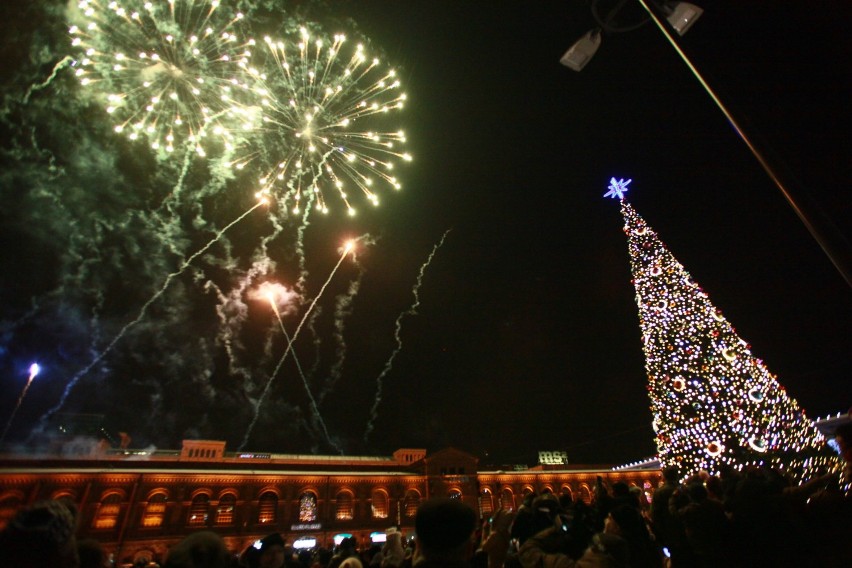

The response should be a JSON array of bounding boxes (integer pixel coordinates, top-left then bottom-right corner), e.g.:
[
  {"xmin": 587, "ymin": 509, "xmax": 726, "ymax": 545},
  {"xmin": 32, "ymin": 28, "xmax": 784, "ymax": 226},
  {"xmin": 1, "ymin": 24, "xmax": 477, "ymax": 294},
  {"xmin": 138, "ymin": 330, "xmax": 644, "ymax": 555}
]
[{"xmin": 2, "ymin": 423, "xmax": 850, "ymax": 568}]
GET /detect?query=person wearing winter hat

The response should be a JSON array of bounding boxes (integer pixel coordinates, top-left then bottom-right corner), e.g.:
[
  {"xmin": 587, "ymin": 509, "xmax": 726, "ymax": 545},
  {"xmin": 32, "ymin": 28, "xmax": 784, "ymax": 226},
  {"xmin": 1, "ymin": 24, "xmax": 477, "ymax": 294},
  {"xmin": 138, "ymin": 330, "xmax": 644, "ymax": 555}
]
[
  {"xmin": 381, "ymin": 527, "xmax": 405, "ymax": 568},
  {"xmin": 258, "ymin": 533, "xmax": 286, "ymax": 568},
  {"xmin": 413, "ymin": 498, "xmax": 477, "ymax": 568},
  {"xmin": 339, "ymin": 558, "xmax": 364, "ymax": 568},
  {"xmin": 0, "ymin": 498, "xmax": 80, "ymax": 568}
]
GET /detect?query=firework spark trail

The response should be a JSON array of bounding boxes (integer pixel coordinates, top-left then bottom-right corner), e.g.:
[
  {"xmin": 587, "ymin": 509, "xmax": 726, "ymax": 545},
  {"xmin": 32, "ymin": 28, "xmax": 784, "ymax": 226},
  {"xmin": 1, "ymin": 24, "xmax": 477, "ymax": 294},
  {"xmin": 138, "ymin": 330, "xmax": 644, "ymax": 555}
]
[
  {"xmin": 317, "ymin": 234, "xmax": 375, "ymax": 405},
  {"xmin": 238, "ymin": 240, "xmax": 355, "ymax": 451},
  {"xmin": 0, "ymin": 364, "xmax": 41, "ymax": 443},
  {"xmin": 363, "ymin": 229, "xmax": 451, "ymax": 443},
  {"xmin": 22, "ymin": 56, "xmax": 74, "ymax": 104},
  {"xmin": 36, "ymin": 200, "xmax": 266, "ymax": 425},
  {"xmin": 247, "ymin": 28, "xmax": 412, "ymax": 219},
  {"xmin": 267, "ymin": 294, "xmax": 341, "ymax": 454},
  {"xmin": 69, "ymin": 0, "xmax": 256, "ymax": 156}
]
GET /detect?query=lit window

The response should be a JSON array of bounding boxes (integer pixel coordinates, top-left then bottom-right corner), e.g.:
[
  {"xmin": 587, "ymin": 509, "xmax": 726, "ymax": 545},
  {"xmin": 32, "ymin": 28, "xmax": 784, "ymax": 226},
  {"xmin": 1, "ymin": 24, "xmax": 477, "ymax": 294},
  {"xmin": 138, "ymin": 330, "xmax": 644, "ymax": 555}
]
[
  {"xmin": 336, "ymin": 492, "xmax": 353, "ymax": 520},
  {"xmin": 187, "ymin": 494, "xmax": 210, "ymax": 526},
  {"xmin": 479, "ymin": 489, "xmax": 493, "ymax": 517},
  {"xmin": 93, "ymin": 493, "xmax": 122, "ymax": 529},
  {"xmin": 259, "ymin": 492, "xmax": 278, "ymax": 524},
  {"xmin": 142, "ymin": 493, "xmax": 167, "ymax": 528},
  {"xmin": 579, "ymin": 485, "xmax": 592, "ymax": 505},
  {"xmin": 500, "ymin": 489, "xmax": 514, "ymax": 511},
  {"xmin": 403, "ymin": 490, "xmax": 420, "ymax": 518},
  {"xmin": 216, "ymin": 494, "xmax": 236, "ymax": 525},
  {"xmin": 448, "ymin": 489, "xmax": 462, "ymax": 500},
  {"xmin": 370, "ymin": 490, "xmax": 388, "ymax": 519},
  {"xmin": 298, "ymin": 492, "xmax": 317, "ymax": 522}
]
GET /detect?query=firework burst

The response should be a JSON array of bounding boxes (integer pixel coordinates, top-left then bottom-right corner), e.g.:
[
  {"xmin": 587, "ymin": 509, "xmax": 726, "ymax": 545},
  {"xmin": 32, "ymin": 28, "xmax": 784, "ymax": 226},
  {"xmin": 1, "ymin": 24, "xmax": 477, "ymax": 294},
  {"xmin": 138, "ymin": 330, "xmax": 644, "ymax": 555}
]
[
  {"xmin": 68, "ymin": 0, "xmax": 258, "ymax": 156},
  {"xmin": 242, "ymin": 26, "xmax": 412, "ymax": 216}
]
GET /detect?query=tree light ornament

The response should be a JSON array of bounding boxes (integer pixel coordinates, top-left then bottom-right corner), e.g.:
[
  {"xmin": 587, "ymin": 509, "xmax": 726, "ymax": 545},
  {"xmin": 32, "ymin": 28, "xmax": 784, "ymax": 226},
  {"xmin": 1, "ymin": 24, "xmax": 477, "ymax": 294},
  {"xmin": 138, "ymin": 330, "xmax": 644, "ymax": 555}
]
[{"xmin": 611, "ymin": 179, "xmax": 840, "ymax": 483}]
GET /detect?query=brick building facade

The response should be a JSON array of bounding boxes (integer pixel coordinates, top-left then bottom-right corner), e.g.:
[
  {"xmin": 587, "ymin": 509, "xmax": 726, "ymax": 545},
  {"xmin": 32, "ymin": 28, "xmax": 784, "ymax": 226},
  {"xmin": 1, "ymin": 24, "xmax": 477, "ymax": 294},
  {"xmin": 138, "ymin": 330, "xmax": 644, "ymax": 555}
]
[{"xmin": 0, "ymin": 441, "xmax": 660, "ymax": 566}]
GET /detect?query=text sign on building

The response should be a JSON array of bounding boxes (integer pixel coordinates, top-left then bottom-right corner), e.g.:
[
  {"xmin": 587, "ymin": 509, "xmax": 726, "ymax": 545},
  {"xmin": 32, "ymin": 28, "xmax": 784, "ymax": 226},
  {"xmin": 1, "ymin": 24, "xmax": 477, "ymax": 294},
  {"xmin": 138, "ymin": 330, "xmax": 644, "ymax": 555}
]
[
  {"xmin": 538, "ymin": 451, "xmax": 568, "ymax": 465},
  {"xmin": 291, "ymin": 523, "xmax": 322, "ymax": 531}
]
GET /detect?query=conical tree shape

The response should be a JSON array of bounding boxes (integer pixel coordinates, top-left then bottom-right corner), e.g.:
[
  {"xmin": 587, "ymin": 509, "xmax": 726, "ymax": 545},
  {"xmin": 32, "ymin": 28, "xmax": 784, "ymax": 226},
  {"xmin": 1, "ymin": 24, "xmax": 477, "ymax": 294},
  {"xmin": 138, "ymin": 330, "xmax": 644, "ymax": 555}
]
[{"xmin": 617, "ymin": 197, "xmax": 838, "ymax": 481}]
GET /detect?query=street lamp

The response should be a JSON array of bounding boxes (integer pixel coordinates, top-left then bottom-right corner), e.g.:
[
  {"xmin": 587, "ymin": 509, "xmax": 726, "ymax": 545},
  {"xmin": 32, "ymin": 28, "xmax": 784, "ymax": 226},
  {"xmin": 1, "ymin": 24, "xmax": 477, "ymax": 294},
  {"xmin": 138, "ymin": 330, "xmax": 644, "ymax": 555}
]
[
  {"xmin": 560, "ymin": 0, "xmax": 852, "ymax": 288},
  {"xmin": 560, "ymin": 1, "xmax": 701, "ymax": 71},
  {"xmin": 664, "ymin": 2, "xmax": 703, "ymax": 35}
]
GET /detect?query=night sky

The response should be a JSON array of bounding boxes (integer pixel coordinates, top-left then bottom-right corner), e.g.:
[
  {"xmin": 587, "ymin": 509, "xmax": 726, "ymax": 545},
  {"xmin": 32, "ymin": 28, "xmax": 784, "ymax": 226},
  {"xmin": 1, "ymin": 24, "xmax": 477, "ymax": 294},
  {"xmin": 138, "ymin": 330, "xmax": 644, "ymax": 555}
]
[{"xmin": 1, "ymin": 1, "xmax": 850, "ymax": 466}]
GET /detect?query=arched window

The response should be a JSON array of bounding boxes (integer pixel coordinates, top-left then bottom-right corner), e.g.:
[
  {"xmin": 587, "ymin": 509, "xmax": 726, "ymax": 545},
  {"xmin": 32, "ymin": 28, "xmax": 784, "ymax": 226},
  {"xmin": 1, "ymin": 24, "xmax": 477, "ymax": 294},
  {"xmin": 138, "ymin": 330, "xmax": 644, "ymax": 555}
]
[
  {"xmin": 0, "ymin": 493, "xmax": 23, "ymax": 531},
  {"xmin": 298, "ymin": 492, "xmax": 317, "ymax": 522},
  {"xmin": 500, "ymin": 488, "xmax": 514, "ymax": 511},
  {"xmin": 579, "ymin": 485, "xmax": 592, "ymax": 505},
  {"xmin": 142, "ymin": 492, "xmax": 167, "ymax": 528},
  {"xmin": 403, "ymin": 490, "xmax": 420, "ymax": 518},
  {"xmin": 93, "ymin": 493, "xmax": 122, "ymax": 529},
  {"xmin": 448, "ymin": 489, "xmax": 462, "ymax": 500},
  {"xmin": 560, "ymin": 485, "xmax": 574, "ymax": 504},
  {"xmin": 187, "ymin": 493, "xmax": 210, "ymax": 526},
  {"xmin": 479, "ymin": 488, "xmax": 493, "ymax": 518},
  {"xmin": 259, "ymin": 492, "xmax": 278, "ymax": 524},
  {"xmin": 216, "ymin": 493, "xmax": 236, "ymax": 525},
  {"xmin": 370, "ymin": 490, "xmax": 388, "ymax": 519},
  {"xmin": 335, "ymin": 491, "xmax": 353, "ymax": 520}
]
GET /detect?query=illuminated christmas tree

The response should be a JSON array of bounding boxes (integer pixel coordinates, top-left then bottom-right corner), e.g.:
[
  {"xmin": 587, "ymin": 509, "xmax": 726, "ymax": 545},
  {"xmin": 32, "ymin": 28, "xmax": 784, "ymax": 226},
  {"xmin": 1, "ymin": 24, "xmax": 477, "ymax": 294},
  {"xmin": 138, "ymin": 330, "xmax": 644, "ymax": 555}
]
[{"xmin": 607, "ymin": 178, "xmax": 838, "ymax": 481}]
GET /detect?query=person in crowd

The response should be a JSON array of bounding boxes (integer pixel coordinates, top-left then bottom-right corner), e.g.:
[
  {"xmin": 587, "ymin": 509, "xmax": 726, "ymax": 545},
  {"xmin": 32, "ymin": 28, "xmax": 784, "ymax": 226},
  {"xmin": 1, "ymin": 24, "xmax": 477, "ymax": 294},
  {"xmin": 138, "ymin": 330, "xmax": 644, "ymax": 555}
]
[
  {"xmin": 256, "ymin": 533, "xmax": 287, "ymax": 568},
  {"xmin": 328, "ymin": 536, "xmax": 359, "ymax": 568},
  {"xmin": 77, "ymin": 537, "xmax": 109, "ymax": 568},
  {"xmin": 412, "ymin": 497, "xmax": 477, "ymax": 567},
  {"xmin": 339, "ymin": 557, "xmax": 363, "ymax": 568},
  {"xmin": 801, "ymin": 421, "xmax": 852, "ymax": 566},
  {"xmin": 517, "ymin": 506, "xmax": 630, "ymax": 568},
  {"xmin": 605, "ymin": 505, "xmax": 661, "ymax": 568},
  {"xmin": 509, "ymin": 492, "xmax": 537, "ymax": 547},
  {"xmin": 162, "ymin": 531, "xmax": 232, "ymax": 568},
  {"xmin": 382, "ymin": 527, "xmax": 405, "ymax": 568},
  {"xmin": 668, "ymin": 480, "xmax": 732, "ymax": 567},
  {"xmin": 312, "ymin": 547, "xmax": 333, "ymax": 568},
  {"xmin": 649, "ymin": 466, "xmax": 692, "ymax": 566},
  {"xmin": 0, "ymin": 498, "xmax": 80, "ymax": 567},
  {"xmin": 480, "ymin": 508, "xmax": 516, "ymax": 568}
]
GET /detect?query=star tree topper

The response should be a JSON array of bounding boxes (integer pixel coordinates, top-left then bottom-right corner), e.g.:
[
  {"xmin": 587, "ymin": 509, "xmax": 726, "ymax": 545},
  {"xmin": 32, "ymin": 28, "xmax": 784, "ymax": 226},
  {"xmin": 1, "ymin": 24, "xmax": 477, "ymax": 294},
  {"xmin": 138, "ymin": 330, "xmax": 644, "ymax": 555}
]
[{"xmin": 604, "ymin": 177, "xmax": 632, "ymax": 199}]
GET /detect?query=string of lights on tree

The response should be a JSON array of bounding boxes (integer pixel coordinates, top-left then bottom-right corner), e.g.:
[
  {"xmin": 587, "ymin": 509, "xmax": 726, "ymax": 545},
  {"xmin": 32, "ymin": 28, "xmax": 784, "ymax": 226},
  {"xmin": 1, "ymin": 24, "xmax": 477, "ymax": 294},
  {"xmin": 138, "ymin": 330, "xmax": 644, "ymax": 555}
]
[{"xmin": 607, "ymin": 178, "xmax": 840, "ymax": 482}]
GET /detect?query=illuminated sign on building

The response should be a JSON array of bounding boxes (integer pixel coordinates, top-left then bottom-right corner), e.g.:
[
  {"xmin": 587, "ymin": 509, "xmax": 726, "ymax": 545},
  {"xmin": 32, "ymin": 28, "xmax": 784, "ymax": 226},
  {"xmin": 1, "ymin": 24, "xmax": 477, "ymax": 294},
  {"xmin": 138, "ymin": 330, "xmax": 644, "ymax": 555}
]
[
  {"xmin": 538, "ymin": 451, "xmax": 569, "ymax": 465},
  {"xmin": 291, "ymin": 523, "xmax": 322, "ymax": 531}
]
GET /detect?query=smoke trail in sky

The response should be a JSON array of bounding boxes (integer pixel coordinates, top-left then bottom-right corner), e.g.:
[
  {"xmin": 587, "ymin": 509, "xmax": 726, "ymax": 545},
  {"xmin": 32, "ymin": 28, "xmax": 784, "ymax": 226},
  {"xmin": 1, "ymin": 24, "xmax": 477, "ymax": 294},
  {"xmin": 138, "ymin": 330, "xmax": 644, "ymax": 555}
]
[
  {"xmin": 68, "ymin": 0, "xmax": 258, "ymax": 157},
  {"xmin": 2, "ymin": 2, "xmax": 421, "ymax": 452},
  {"xmin": 37, "ymin": 199, "xmax": 266, "ymax": 425},
  {"xmin": 265, "ymin": 288, "xmax": 341, "ymax": 454},
  {"xmin": 317, "ymin": 233, "xmax": 376, "ymax": 405},
  {"xmin": 238, "ymin": 240, "xmax": 355, "ymax": 451},
  {"xmin": 363, "ymin": 230, "xmax": 451, "ymax": 442},
  {"xmin": 22, "ymin": 56, "xmax": 74, "ymax": 104}
]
